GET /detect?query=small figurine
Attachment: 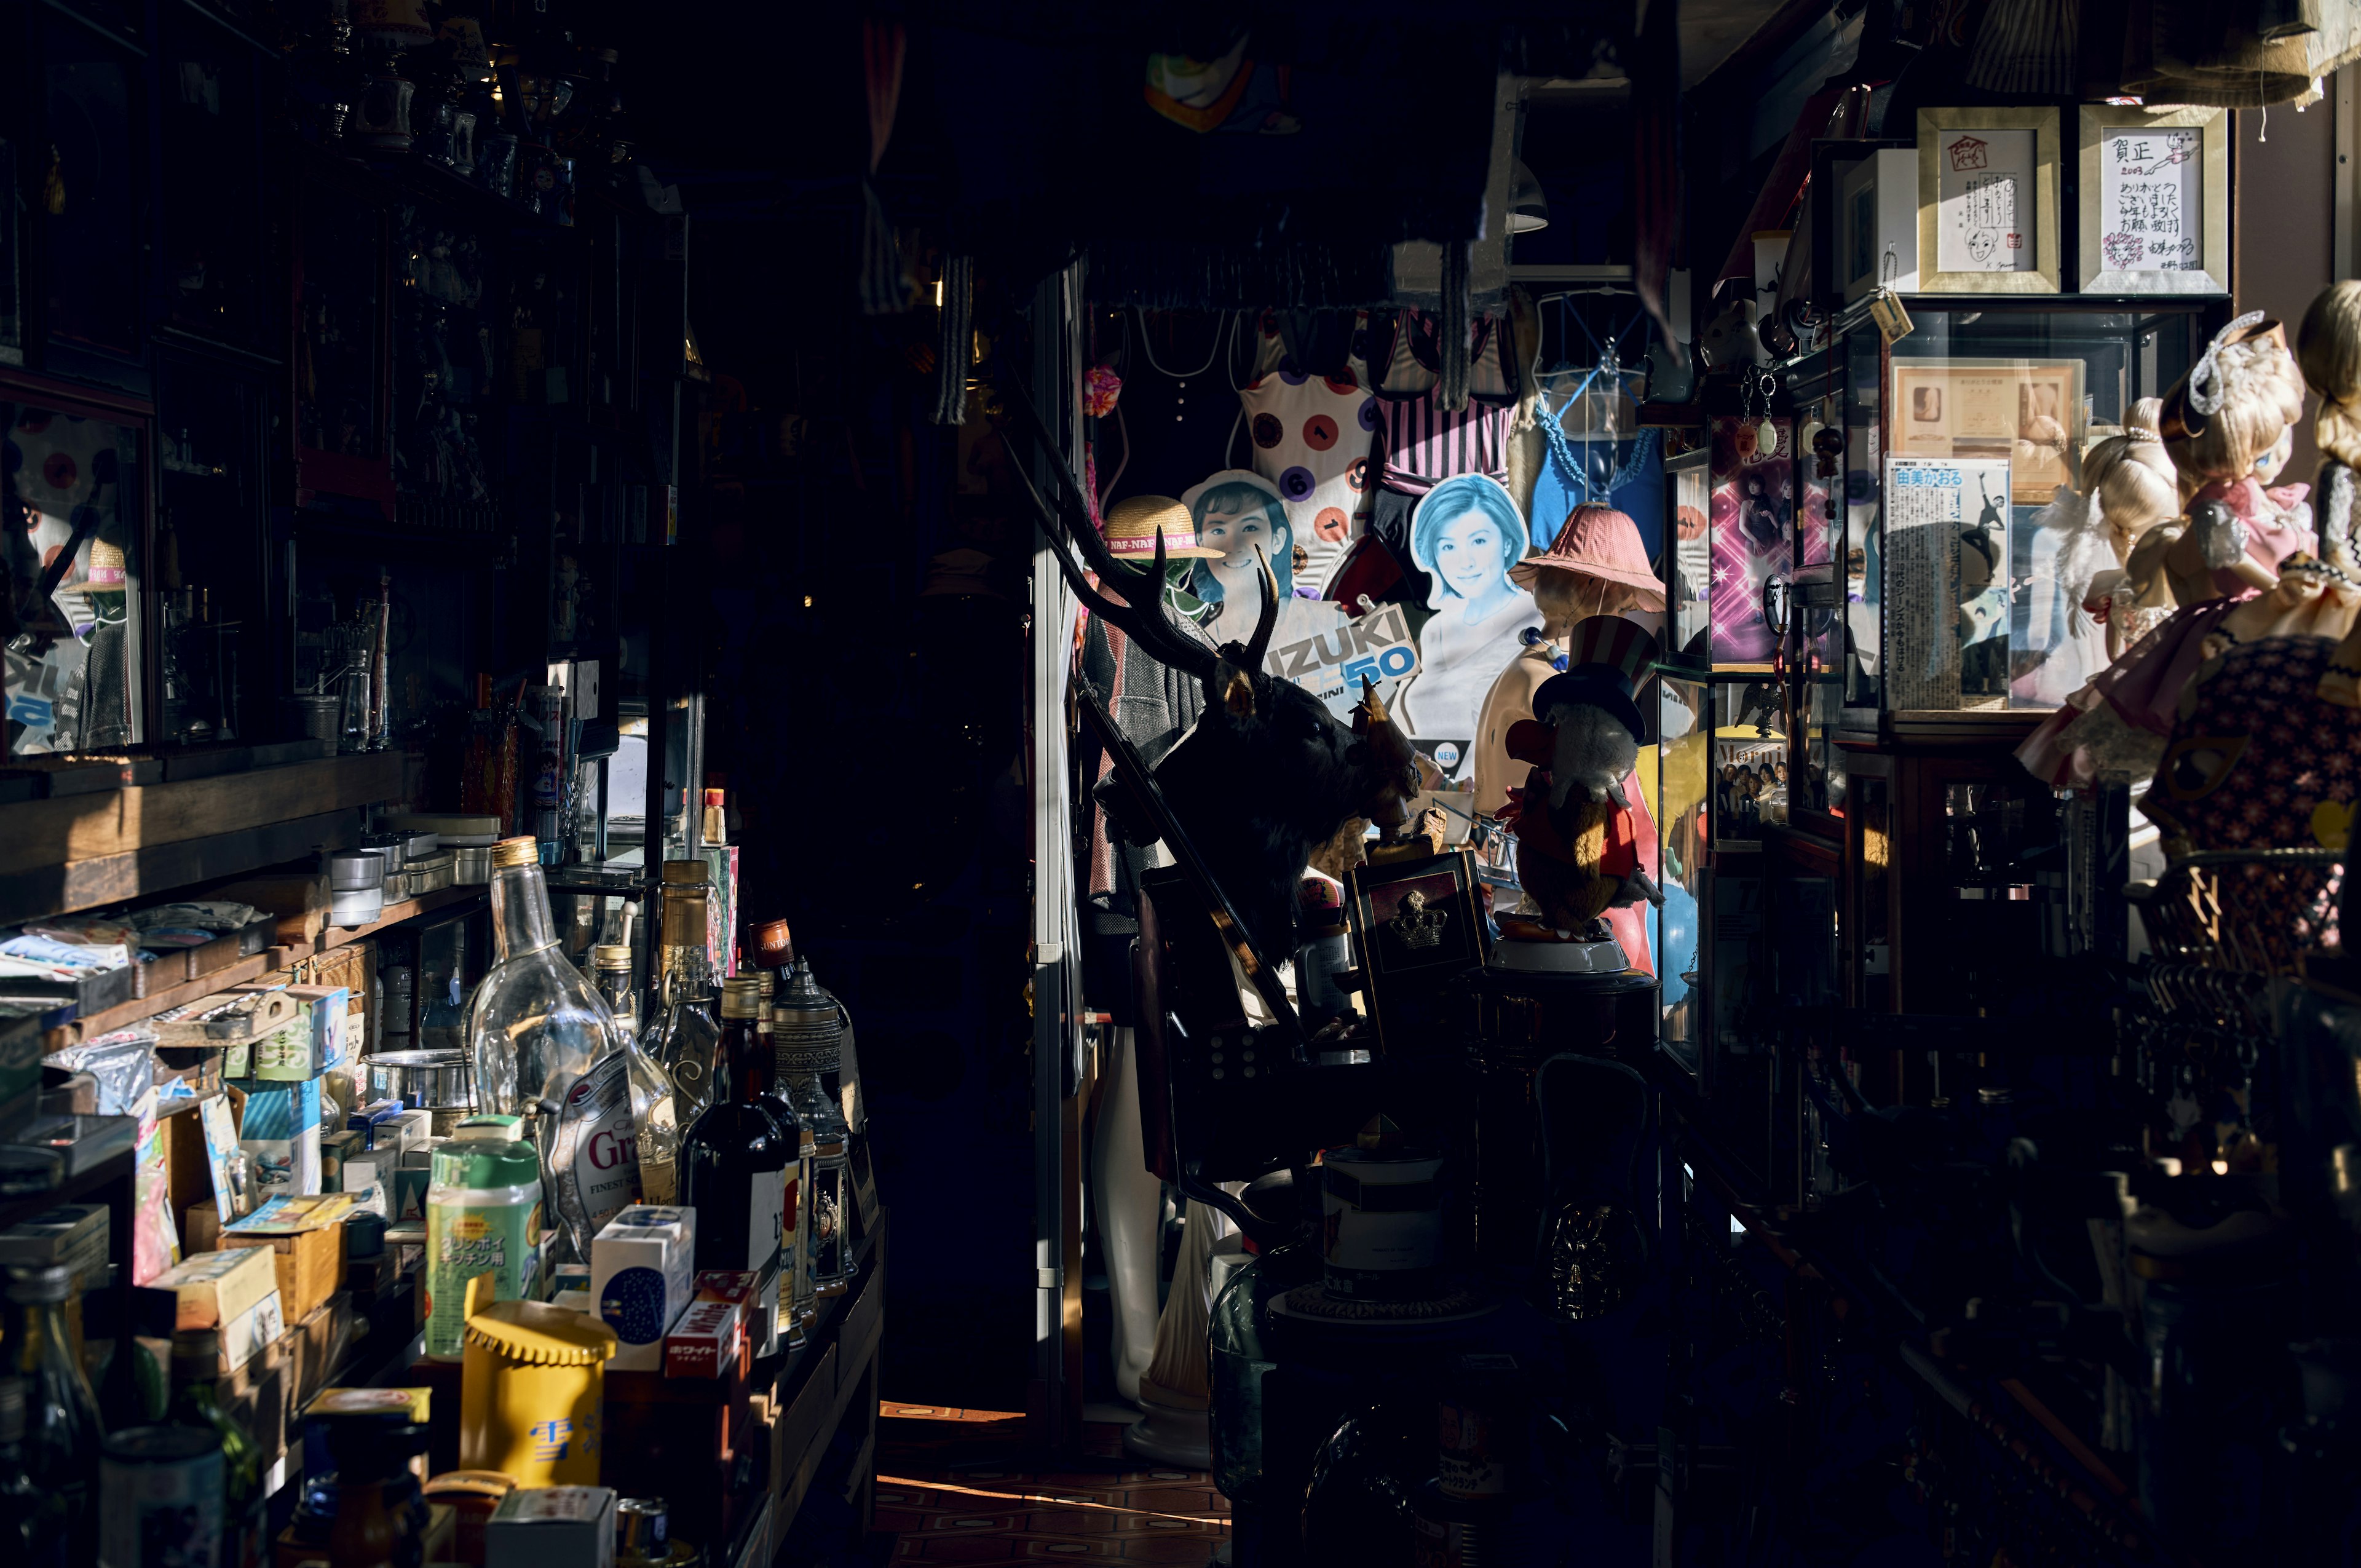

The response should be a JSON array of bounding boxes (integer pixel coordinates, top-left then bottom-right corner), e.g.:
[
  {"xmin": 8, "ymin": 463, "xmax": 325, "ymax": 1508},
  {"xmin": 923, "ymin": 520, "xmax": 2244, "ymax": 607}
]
[{"xmin": 1495, "ymin": 617, "xmax": 1665, "ymax": 941}]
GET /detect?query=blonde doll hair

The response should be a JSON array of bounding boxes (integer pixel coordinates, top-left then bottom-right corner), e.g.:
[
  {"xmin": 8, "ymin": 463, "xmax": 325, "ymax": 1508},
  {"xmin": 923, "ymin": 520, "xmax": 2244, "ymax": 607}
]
[
  {"xmin": 2163, "ymin": 319, "xmax": 2308, "ymax": 492},
  {"xmin": 2081, "ymin": 398, "xmax": 2179, "ymax": 557},
  {"xmin": 2298, "ymin": 280, "xmax": 2361, "ymax": 469}
]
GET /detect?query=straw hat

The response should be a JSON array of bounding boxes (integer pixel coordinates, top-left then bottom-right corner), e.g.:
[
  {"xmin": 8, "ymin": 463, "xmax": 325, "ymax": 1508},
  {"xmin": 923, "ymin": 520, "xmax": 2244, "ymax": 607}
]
[
  {"xmin": 79, "ymin": 539, "xmax": 129, "ymax": 594},
  {"xmin": 1102, "ymin": 494, "xmax": 1222, "ymax": 560},
  {"xmin": 1510, "ymin": 502, "xmax": 1664, "ymax": 607}
]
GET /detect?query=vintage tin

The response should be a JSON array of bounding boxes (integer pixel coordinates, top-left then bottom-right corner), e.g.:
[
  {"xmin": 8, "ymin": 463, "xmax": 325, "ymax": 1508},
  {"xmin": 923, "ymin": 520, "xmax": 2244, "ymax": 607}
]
[
  {"xmin": 100, "ymin": 1425, "xmax": 224, "ymax": 1568},
  {"xmin": 1321, "ymin": 1144, "xmax": 1445, "ymax": 1301}
]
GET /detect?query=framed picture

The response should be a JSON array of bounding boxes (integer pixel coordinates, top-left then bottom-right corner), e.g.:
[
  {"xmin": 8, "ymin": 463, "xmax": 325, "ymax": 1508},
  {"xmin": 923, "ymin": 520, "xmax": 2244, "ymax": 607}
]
[
  {"xmin": 2078, "ymin": 106, "xmax": 2229, "ymax": 296},
  {"xmin": 1347, "ymin": 848, "xmax": 1487, "ymax": 1054},
  {"xmin": 1915, "ymin": 108, "xmax": 2062, "ymax": 295},
  {"xmin": 1888, "ymin": 358, "xmax": 2082, "ymax": 504}
]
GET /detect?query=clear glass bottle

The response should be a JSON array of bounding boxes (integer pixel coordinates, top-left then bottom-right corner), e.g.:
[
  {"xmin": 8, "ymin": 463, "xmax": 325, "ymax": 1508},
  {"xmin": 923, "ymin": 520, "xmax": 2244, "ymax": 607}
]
[
  {"xmin": 6, "ymin": 1265, "xmax": 100, "ymax": 1564},
  {"xmin": 421, "ymin": 973, "xmax": 466, "ymax": 1054},
  {"xmin": 467, "ymin": 836, "xmax": 615, "ymax": 1128},
  {"xmin": 647, "ymin": 864, "xmax": 722, "ymax": 1125},
  {"xmin": 593, "ymin": 944, "xmax": 682, "ymax": 1206},
  {"xmin": 681, "ymin": 980, "xmax": 793, "ymax": 1358},
  {"xmin": 773, "ymin": 959, "xmax": 850, "ymax": 1300},
  {"xmin": 0, "ymin": 1376, "xmax": 68, "ymax": 1567},
  {"xmin": 169, "ymin": 1328, "xmax": 264, "ymax": 1568}
]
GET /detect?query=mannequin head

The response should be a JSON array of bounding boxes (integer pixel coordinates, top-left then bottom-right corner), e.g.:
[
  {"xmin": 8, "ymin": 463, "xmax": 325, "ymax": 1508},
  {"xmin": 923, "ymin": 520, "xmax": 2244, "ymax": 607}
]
[
  {"xmin": 2083, "ymin": 397, "xmax": 2179, "ymax": 556},
  {"xmin": 2162, "ymin": 317, "xmax": 2308, "ymax": 497},
  {"xmin": 2298, "ymin": 280, "xmax": 2361, "ymax": 468}
]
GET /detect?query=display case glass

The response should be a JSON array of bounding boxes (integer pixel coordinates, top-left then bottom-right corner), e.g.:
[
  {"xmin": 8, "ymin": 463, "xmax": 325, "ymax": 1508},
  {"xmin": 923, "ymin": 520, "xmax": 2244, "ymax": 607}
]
[
  {"xmin": 1656, "ymin": 668, "xmax": 1708, "ymax": 1071},
  {"xmin": 44, "ymin": 19, "xmax": 143, "ymax": 361},
  {"xmin": 393, "ymin": 197, "xmax": 499, "ymax": 527},
  {"xmin": 159, "ymin": 12, "xmax": 266, "ymax": 350},
  {"xmin": 1829, "ymin": 307, "xmax": 2207, "ymax": 723},
  {"xmin": 2, "ymin": 398, "xmax": 146, "ymax": 754}
]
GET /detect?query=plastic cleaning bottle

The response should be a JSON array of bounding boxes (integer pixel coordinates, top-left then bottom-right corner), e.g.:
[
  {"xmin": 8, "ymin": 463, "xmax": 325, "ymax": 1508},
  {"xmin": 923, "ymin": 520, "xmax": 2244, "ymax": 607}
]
[{"xmin": 424, "ymin": 1115, "xmax": 543, "ymax": 1361}]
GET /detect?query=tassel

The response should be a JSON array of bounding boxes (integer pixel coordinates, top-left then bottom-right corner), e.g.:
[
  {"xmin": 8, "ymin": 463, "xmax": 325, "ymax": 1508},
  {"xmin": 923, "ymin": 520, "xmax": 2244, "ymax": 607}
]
[{"xmin": 928, "ymin": 256, "xmax": 973, "ymax": 426}]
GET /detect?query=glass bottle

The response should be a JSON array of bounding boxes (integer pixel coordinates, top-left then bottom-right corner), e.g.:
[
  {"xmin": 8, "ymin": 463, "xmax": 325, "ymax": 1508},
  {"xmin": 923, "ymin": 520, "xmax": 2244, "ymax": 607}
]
[
  {"xmin": 647, "ymin": 865, "xmax": 722, "ymax": 1125},
  {"xmin": 773, "ymin": 959, "xmax": 850, "ymax": 1300},
  {"xmin": 421, "ymin": 973, "xmax": 466, "ymax": 1054},
  {"xmin": 170, "ymin": 1328, "xmax": 265, "ymax": 1568},
  {"xmin": 682, "ymin": 979, "xmax": 794, "ymax": 1360},
  {"xmin": 467, "ymin": 836, "xmax": 615, "ymax": 1129},
  {"xmin": 285, "ymin": 1414, "xmax": 430, "ymax": 1568},
  {"xmin": 0, "ymin": 1377, "xmax": 68, "ymax": 1567},
  {"xmin": 593, "ymin": 944, "xmax": 681, "ymax": 1206},
  {"xmin": 6, "ymin": 1265, "xmax": 100, "ymax": 1565}
]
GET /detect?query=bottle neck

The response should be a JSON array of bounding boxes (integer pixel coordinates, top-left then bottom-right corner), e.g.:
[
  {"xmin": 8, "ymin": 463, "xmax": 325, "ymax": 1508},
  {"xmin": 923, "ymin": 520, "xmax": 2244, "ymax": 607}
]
[
  {"xmin": 722, "ymin": 1016, "xmax": 772, "ymax": 1104},
  {"xmin": 14, "ymin": 1299, "xmax": 66, "ymax": 1369},
  {"xmin": 489, "ymin": 862, "xmax": 558, "ymax": 959},
  {"xmin": 595, "ymin": 972, "xmax": 636, "ymax": 1028}
]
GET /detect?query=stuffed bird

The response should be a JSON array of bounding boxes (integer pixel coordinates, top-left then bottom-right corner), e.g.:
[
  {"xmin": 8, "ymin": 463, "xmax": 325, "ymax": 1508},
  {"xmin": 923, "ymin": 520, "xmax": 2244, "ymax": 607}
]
[{"xmin": 1498, "ymin": 618, "xmax": 1666, "ymax": 940}]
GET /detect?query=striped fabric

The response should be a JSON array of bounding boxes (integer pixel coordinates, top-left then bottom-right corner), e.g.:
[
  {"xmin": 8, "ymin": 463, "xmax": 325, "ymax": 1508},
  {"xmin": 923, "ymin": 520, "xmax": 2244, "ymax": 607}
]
[{"xmin": 1376, "ymin": 389, "xmax": 1510, "ymax": 496}]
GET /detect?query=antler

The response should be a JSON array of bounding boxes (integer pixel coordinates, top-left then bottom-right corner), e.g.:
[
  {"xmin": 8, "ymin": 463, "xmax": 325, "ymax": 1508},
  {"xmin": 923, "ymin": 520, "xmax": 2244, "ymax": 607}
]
[{"xmin": 999, "ymin": 373, "xmax": 1217, "ymax": 680}]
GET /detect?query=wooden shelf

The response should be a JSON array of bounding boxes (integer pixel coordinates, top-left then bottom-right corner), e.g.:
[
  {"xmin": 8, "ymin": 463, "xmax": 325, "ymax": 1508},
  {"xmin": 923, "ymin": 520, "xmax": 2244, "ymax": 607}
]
[
  {"xmin": 0, "ymin": 753, "xmax": 405, "ymax": 925},
  {"xmin": 40, "ymin": 885, "xmax": 486, "ymax": 1051}
]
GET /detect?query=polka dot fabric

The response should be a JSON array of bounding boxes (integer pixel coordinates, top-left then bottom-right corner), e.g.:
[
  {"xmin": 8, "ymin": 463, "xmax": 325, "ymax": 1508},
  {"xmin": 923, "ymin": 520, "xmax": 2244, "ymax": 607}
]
[{"xmin": 1238, "ymin": 370, "xmax": 1375, "ymax": 594}]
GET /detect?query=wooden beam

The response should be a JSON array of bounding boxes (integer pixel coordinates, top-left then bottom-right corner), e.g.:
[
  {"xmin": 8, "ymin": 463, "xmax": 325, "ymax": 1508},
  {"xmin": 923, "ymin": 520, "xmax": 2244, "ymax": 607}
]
[
  {"xmin": 0, "ymin": 753, "xmax": 402, "ymax": 877},
  {"xmin": 0, "ymin": 810, "xmax": 366, "ymax": 925}
]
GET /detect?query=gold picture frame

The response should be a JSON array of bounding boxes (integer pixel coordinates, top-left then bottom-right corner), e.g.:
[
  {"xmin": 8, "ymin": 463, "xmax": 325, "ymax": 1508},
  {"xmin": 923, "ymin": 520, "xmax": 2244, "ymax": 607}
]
[
  {"xmin": 1888, "ymin": 357, "xmax": 2083, "ymax": 505},
  {"xmin": 2078, "ymin": 105, "xmax": 2229, "ymax": 296},
  {"xmin": 1915, "ymin": 108, "xmax": 2062, "ymax": 295}
]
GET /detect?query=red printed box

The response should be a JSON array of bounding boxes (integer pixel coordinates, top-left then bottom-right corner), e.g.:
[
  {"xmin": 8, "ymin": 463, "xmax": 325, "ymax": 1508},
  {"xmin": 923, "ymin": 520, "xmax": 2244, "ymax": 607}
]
[{"xmin": 663, "ymin": 1270, "xmax": 756, "ymax": 1379}]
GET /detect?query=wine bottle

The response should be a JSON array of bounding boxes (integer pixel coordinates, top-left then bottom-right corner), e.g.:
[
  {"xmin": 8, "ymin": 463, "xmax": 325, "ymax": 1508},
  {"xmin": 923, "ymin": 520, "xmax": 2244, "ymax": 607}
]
[{"xmin": 680, "ymin": 977, "xmax": 796, "ymax": 1356}]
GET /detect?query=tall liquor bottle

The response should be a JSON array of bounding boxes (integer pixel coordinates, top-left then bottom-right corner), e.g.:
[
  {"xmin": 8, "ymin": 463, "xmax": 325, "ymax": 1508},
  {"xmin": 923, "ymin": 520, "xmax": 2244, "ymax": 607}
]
[
  {"xmin": 591, "ymin": 944, "xmax": 682, "ymax": 1205},
  {"xmin": 773, "ymin": 959, "xmax": 852, "ymax": 1299},
  {"xmin": 467, "ymin": 836, "xmax": 613, "ymax": 1126},
  {"xmin": 0, "ymin": 1377, "xmax": 67, "ymax": 1566},
  {"xmin": 6, "ymin": 1265, "xmax": 99, "ymax": 1564},
  {"xmin": 647, "ymin": 863, "xmax": 722, "ymax": 1123},
  {"xmin": 169, "ymin": 1328, "xmax": 264, "ymax": 1567},
  {"xmin": 681, "ymin": 978, "xmax": 797, "ymax": 1356},
  {"xmin": 748, "ymin": 920, "xmax": 813, "ymax": 1337}
]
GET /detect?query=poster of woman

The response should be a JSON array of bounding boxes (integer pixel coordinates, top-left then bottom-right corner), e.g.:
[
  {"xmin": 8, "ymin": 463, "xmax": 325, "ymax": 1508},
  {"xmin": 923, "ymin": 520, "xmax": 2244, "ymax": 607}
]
[
  {"xmin": 1177, "ymin": 469, "xmax": 1352, "ymax": 673},
  {"xmin": 1396, "ymin": 474, "xmax": 1541, "ymax": 745}
]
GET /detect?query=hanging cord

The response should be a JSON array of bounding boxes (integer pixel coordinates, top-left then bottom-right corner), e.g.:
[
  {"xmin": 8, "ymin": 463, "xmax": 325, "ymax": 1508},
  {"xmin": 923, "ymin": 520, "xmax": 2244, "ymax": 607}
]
[
  {"xmin": 928, "ymin": 256, "xmax": 973, "ymax": 426},
  {"xmin": 1134, "ymin": 307, "xmax": 1230, "ymax": 380}
]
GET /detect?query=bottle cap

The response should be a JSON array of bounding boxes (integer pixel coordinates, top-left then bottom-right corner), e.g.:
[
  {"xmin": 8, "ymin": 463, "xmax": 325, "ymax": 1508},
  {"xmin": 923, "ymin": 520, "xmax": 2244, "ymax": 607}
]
[
  {"xmin": 462, "ymin": 1297, "xmax": 619, "ymax": 1366},
  {"xmin": 771, "ymin": 958, "xmax": 843, "ymax": 1072},
  {"xmin": 720, "ymin": 976, "xmax": 764, "ymax": 1019},
  {"xmin": 592, "ymin": 944, "xmax": 633, "ymax": 972},
  {"xmin": 660, "ymin": 860, "xmax": 708, "ymax": 886},
  {"xmin": 748, "ymin": 917, "xmax": 793, "ymax": 970},
  {"xmin": 491, "ymin": 836, "xmax": 540, "ymax": 870},
  {"xmin": 432, "ymin": 1125, "xmax": 540, "ymax": 1190},
  {"xmin": 5, "ymin": 1264, "xmax": 72, "ymax": 1305}
]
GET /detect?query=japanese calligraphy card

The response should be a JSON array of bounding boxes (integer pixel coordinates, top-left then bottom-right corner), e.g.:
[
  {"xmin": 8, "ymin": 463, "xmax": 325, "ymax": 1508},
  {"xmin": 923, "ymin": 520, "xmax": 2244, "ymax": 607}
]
[
  {"xmin": 2079, "ymin": 106, "xmax": 2228, "ymax": 295},
  {"xmin": 1916, "ymin": 108, "xmax": 2061, "ymax": 294}
]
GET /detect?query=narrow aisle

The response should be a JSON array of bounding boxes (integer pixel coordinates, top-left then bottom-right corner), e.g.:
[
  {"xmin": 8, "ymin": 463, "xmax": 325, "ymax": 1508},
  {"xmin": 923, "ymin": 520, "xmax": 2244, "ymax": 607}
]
[{"xmin": 876, "ymin": 1404, "xmax": 1232, "ymax": 1561}]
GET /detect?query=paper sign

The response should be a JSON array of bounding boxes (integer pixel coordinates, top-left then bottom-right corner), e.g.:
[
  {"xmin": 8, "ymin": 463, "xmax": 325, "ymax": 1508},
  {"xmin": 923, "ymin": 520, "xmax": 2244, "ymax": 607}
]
[
  {"xmin": 1934, "ymin": 128, "xmax": 2038, "ymax": 274},
  {"xmin": 1884, "ymin": 456, "xmax": 2012, "ymax": 711},
  {"xmin": 1272, "ymin": 601, "xmax": 1421, "ymax": 719},
  {"xmin": 200, "ymin": 1095, "xmax": 243, "ymax": 1224},
  {"xmin": 2097, "ymin": 129, "xmax": 2201, "ymax": 274}
]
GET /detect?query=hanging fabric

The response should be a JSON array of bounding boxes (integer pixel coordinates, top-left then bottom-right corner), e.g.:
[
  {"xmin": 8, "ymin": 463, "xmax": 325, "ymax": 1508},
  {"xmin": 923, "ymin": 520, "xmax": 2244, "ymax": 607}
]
[
  {"xmin": 928, "ymin": 256, "xmax": 973, "ymax": 426},
  {"xmin": 1438, "ymin": 240, "xmax": 1472, "ymax": 412},
  {"xmin": 858, "ymin": 21, "xmax": 914, "ymax": 315}
]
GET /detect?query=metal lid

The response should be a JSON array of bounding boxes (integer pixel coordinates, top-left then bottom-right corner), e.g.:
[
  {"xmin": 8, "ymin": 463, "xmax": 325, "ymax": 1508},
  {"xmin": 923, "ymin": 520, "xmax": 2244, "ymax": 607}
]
[
  {"xmin": 592, "ymin": 944, "xmax": 633, "ymax": 973},
  {"xmin": 330, "ymin": 849, "xmax": 387, "ymax": 890},
  {"xmin": 720, "ymin": 976, "xmax": 764, "ymax": 1019},
  {"xmin": 462, "ymin": 1298, "xmax": 619, "ymax": 1366},
  {"xmin": 491, "ymin": 836, "xmax": 540, "ymax": 870},
  {"xmin": 101, "ymin": 1425, "xmax": 221, "ymax": 1465},
  {"xmin": 616, "ymin": 1498, "xmax": 670, "ymax": 1554},
  {"xmin": 432, "ymin": 1120, "xmax": 540, "ymax": 1190},
  {"xmin": 771, "ymin": 958, "xmax": 842, "ymax": 1072},
  {"xmin": 660, "ymin": 859, "xmax": 708, "ymax": 886}
]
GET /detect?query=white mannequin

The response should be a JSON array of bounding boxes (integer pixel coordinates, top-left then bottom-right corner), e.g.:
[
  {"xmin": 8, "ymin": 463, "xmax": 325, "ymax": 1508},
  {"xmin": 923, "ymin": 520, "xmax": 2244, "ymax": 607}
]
[{"xmin": 1091, "ymin": 1027, "xmax": 1165, "ymax": 1405}]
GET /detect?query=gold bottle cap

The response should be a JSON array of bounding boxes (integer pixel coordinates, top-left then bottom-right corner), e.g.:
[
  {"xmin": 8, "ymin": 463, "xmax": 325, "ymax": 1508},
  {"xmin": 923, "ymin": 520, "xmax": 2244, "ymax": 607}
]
[
  {"xmin": 592, "ymin": 944, "xmax": 633, "ymax": 973},
  {"xmin": 491, "ymin": 836, "xmax": 540, "ymax": 869},
  {"xmin": 720, "ymin": 976, "xmax": 764, "ymax": 1018},
  {"xmin": 660, "ymin": 859, "xmax": 709, "ymax": 886},
  {"xmin": 748, "ymin": 917, "xmax": 793, "ymax": 971}
]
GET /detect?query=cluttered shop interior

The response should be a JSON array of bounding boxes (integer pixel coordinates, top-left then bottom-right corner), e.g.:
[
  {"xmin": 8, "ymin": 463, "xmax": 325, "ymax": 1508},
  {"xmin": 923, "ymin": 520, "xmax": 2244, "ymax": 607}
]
[{"xmin": 9, "ymin": 1, "xmax": 2361, "ymax": 1564}]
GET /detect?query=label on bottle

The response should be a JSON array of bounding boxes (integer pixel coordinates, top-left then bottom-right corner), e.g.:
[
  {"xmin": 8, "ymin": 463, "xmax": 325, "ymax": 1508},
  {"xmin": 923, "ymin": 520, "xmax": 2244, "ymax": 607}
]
[
  {"xmin": 746, "ymin": 1164, "xmax": 785, "ymax": 1275},
  {"xmin": 549, "ymin": 1053, "xmax": 641, "ymax": 1256},
  {"xmin": 424, "ymin": 1194, "xmax": 539, "ymax": 1360}
]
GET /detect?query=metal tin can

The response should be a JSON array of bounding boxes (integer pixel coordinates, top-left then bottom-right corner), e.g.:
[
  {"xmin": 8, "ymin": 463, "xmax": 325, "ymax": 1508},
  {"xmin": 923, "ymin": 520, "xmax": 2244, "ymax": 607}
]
[
  {"xmin": 1321, "ymin": 1146, "xmax": 1445, "ymax": 1300},
  {"xmin": 100, "ymin": 1425, "xmax": 224, "ymax": 1568}
]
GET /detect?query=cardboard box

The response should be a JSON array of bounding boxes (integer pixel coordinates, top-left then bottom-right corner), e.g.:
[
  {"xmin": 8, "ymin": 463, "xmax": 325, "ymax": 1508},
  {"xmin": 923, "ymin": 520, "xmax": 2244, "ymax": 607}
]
[
  {"xmin": 220, "ymin": 1287, "xmax": 285, "ymax": 1374},
  {"xmin": 285, "ymin": 986, "xmax": 351, "ymax": 1072},
  {"xmin": 289, "ymin": 1293, "xmax": 360, "ymax": 1409},
  {"xmin": 244, "ymin": 994, "xmax": 319, "ymax": 1080},
  {"xmin": 235, "ymin": 1077, "xmax": 323, "ymax": 1198},
  {"xmin": 589, "ymin": 1206, "xmax": 696, "ymax": 1372},
  {"xmin": 662, "ymin": 1271, "xmax": 755, "ymax": 1379},
  {"xmin": 144, "ymin": 1243, "xmax": 278, "ymax": 1334},
  {"xmin": 222, "ymin": 1193, "xmax": 351, "ymax": 1321},
  {"xmin": 485, "ymin": 1486, "xmax": 617, "ymax": 1568},
  {"xmin": 0, "ymin": 1203, "xmax": 110, "ymax": 1292},
  {"xmin": 340, "ymin": 1144, "xmax": 394, "ymax": 1220}
]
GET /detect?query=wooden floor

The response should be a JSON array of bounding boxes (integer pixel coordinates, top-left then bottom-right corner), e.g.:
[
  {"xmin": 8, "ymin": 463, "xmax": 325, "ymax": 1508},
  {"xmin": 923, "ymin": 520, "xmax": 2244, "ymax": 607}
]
[{"xmin": 874, "ymin": 1404, "xmax": 1230, "ymax": 1562}]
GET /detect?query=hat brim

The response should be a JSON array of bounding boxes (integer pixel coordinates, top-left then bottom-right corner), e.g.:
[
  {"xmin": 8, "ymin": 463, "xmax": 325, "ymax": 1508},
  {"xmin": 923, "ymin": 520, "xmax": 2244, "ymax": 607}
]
[
  {"xmin": 1509, "ymin": 555, "xmax": 1666, "ymax": 606},
  {"xmin": 1533, "ymin": 670, "xmax": 1647, "ymax": 742},
  {"xmin": 1107, "ymin": 543, "xmax": 1224, "ymax": 560}
]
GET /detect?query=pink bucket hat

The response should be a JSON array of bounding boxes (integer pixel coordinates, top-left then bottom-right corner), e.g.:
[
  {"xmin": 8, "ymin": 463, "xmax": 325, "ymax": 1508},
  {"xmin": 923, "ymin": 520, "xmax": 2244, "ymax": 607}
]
[{"xmin": 1509, "ymin": 501, "xmax": 1664, "ymax": 608}]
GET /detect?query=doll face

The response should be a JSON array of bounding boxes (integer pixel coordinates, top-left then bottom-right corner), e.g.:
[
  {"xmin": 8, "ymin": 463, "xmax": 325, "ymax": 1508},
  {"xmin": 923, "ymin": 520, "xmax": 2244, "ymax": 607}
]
[{"xmin": 2254, "ymin": 427, "xmax": 2295, "ymax": 485}]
